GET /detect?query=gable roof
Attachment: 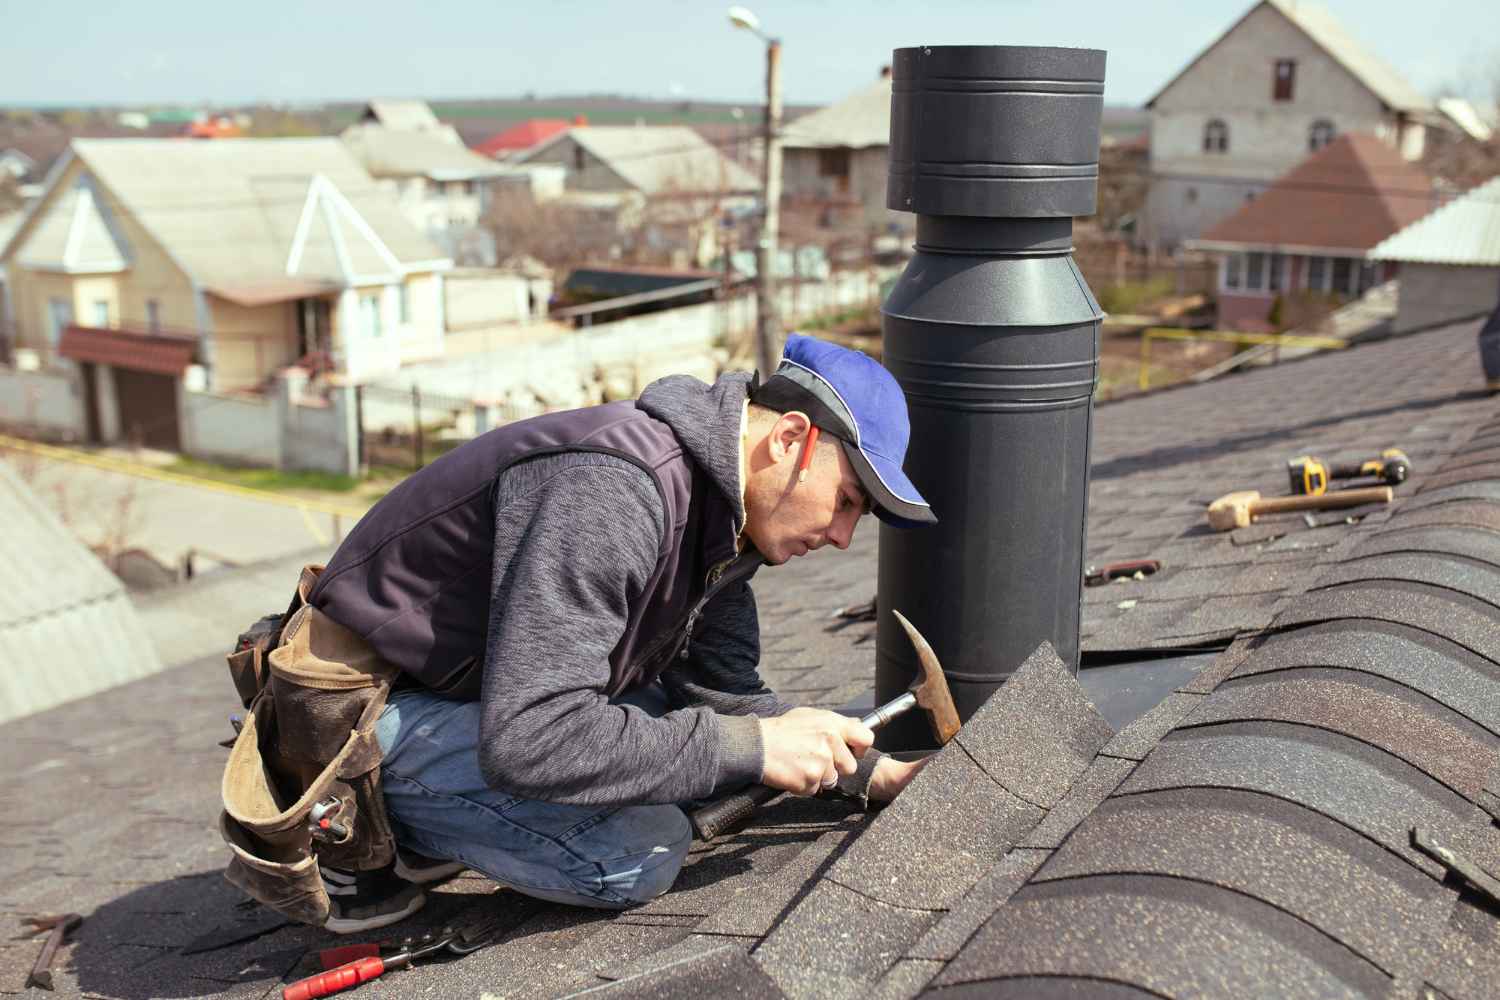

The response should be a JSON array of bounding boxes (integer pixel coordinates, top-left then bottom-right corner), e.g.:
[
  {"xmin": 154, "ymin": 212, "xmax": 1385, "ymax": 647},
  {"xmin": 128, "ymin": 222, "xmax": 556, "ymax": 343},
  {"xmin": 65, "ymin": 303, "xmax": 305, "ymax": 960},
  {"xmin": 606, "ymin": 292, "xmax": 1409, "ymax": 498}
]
[
  {"xmin": 13, "ymin": 172, "xmax": 130, "ymax": 273},
  {"xmin": 781, "ymin": 76, "xmax": 892, "ymax": 150},
  {"xmin": 1193, "ymin": 133, "xmax": 1437, "ymax": 252},
  {"xmin": 359, "ymin": 99, "xmax": 443, "ymax": 132},
  {"xmin": 4, "ymin": 139, "xmax": 450, "ymax": 292},
  {"xmin": 1147, "ymin": 0, "xmax": 1430, "ymax": 112},
  {"xmin": 1370, "ymin": 174, "xmax": 1500, "ymax": 266},
  {"xmin": 474, "ymin": 120, "xmax": 572, "ymax": 159},
  {"xmin": 513, "ymin": 126, "xmax": 760, "ymax": 196}
]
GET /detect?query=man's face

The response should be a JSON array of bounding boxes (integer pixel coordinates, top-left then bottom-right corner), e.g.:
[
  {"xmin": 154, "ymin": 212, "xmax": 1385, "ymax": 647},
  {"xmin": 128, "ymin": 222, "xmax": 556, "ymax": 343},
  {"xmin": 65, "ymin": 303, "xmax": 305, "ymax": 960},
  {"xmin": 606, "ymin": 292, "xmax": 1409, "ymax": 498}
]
[{"xmin": 743, "ymin": 413, "xmax": 870, "ymax": 565}]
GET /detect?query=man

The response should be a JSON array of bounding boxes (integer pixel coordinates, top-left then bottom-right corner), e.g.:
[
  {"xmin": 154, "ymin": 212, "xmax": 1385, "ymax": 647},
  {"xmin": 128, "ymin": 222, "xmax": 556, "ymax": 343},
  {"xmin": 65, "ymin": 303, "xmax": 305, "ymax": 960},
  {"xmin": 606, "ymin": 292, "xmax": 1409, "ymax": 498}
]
[{"xmin": 309, "ymin": 334, "xmax": 937, "ymax": 932}]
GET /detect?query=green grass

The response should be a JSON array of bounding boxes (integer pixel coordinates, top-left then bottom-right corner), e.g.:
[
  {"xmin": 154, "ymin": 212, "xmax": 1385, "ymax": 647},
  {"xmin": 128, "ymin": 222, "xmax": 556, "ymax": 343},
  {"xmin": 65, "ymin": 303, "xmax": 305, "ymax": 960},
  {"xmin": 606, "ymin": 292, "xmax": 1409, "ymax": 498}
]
[
  {"xmin": 1097, "ymin": 277, "xmax": 1176, "ymax": 316},
  {"xmin": 167, "ymin": 457, "xmax": 361, "ymax": 493}
]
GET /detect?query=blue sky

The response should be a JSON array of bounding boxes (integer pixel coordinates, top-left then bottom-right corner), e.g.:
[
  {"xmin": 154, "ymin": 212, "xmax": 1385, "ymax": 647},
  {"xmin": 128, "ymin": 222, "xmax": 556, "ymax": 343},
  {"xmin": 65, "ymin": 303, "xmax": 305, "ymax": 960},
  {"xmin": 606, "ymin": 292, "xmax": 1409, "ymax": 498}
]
[{"xmin": 0, "ymin": 0, "xmax": 1493, "ymax": 108}]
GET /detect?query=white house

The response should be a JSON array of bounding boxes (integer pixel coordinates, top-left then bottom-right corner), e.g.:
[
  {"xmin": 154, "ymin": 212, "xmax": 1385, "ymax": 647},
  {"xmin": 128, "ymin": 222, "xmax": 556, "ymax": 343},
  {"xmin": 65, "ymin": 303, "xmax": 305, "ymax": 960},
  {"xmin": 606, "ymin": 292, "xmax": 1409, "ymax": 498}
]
[
  {"xmin": 341, "ymin": 100, "xmax": 509, "ymax": 264},
  {"xmin": 1143, "ymin": 0, "xmax": 1431, "ymax": 249},
  {"xmin": 1371, "ymin": 174, "xmax": 1500, "ymax": 334}
]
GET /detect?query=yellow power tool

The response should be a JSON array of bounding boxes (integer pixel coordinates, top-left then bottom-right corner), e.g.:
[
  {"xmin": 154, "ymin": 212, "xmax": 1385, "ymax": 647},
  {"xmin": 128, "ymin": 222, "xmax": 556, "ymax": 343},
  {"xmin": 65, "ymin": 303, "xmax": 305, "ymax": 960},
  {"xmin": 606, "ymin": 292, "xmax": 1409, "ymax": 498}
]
[{"xmin": 1287, "ymin": 448, "xmax": 1411, "ymax": 496}]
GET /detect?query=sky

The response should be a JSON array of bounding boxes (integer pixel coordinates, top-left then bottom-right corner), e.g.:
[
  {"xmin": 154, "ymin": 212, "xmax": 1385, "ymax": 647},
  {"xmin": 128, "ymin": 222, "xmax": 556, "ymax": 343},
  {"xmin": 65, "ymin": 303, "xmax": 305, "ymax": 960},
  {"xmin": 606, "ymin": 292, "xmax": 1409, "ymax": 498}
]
[{"xmin": 0, "ymin": 0, "xmax": 1495, "ymax": 109}]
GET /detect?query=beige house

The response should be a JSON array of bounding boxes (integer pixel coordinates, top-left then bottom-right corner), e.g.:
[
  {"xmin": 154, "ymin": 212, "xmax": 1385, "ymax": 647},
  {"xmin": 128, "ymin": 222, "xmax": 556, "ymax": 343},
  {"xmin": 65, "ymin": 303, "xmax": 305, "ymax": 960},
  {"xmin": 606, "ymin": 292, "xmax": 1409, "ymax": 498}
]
[
  {"xmin": 1143, "ymin": 0, "xmax": 1432, "ymax": 249},
  {"xmin": 0, "ymin": 138, "xmax": 451, "ymax": 447},
  {"xmin": 780, "ymin": 70, "xmax": 904, "ymax": 235}
]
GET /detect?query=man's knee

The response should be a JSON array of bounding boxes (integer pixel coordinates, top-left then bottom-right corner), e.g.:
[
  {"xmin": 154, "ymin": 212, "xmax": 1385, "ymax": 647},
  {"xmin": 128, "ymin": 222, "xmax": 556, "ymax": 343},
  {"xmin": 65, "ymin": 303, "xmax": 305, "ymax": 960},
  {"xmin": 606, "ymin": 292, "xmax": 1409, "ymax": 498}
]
[{"xmin": 573, "ymin": 805, "xmax": 692, "ymax": 908}]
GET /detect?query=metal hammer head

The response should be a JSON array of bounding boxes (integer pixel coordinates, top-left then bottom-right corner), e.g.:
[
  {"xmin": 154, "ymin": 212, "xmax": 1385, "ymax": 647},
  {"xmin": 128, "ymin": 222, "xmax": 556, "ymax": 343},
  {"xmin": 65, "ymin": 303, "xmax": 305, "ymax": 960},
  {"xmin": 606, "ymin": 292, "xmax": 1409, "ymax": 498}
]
[{"xmin": 892, "ymin": 610, "xmax": 962, "ymax": 745}]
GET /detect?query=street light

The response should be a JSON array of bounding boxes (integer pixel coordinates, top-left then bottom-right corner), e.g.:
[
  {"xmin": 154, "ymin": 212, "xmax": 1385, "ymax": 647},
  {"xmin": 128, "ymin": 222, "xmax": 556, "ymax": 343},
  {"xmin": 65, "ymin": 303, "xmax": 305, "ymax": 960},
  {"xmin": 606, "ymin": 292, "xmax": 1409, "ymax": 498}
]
[{"xmin": 728, "ymin": 5, "xmax": 783, "ymax": 380}]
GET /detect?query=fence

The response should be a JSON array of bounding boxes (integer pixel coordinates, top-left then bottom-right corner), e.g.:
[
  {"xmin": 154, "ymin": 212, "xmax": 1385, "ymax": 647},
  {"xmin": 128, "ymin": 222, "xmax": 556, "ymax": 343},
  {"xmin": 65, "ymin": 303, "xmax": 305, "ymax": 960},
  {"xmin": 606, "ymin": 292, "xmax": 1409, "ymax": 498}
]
[
  {"xmin": 1074, "ymin": 239, "xmax": 1218, "ymax": 301},
  {"xmin": 0, "ymin": 365, "xmax": 87, "ymax": 440}
]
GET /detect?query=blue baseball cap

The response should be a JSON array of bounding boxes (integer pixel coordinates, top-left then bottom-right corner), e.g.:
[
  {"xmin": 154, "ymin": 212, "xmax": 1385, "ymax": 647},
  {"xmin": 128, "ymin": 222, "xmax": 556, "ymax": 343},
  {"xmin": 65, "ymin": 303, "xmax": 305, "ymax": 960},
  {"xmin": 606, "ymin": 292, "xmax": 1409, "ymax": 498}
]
[{"xmin": 750, "ymin": 333, "xmax": 937, "ymax": 527}]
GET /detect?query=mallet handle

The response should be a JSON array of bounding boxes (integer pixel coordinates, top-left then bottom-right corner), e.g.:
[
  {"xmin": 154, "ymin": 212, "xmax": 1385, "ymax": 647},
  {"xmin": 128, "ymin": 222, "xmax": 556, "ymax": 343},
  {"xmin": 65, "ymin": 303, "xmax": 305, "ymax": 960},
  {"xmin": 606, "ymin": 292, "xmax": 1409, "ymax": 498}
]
[{"xmin": 1253, "ymin": 485, "xmax": 1392, "ymax": 516}]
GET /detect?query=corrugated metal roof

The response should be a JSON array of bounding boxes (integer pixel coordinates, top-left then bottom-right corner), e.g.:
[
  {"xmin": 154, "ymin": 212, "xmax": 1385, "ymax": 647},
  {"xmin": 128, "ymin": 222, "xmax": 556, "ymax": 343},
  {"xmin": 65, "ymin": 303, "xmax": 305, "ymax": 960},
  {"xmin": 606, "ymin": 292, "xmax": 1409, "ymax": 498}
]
[
  {"xmin": 0, "ymin": 461, "xmax": 161, "ymax": 725},
  {"xmin": 782, "ymin": 77, "xmax": 892, "ymax": 150},
  {"xmin": 59, "ymin": 138, "xmax": 449, "ymax": 289},
  {"xmin": 1370, "ymin": 175, "xmax": 1500, "ymax": 266},
  {"xmin": 517, "ymin": 126, "xmax": 759, "ymax": 196}
]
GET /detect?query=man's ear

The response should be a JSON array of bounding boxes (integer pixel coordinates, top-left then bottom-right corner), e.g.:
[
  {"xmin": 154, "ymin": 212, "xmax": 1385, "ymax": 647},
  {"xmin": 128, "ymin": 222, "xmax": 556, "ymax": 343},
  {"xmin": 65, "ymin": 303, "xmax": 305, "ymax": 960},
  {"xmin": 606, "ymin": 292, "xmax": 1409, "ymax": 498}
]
[{"xmin": 767, "ymin": 410, "xmax": 812, "ymax": 464}]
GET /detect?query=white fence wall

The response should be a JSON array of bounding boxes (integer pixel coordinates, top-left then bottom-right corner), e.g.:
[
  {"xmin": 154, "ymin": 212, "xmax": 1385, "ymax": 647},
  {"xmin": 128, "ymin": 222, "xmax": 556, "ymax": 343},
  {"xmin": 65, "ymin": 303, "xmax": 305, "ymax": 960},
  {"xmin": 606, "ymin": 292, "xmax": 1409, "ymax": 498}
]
[
  {"xmin": 181, "ymin": 390, "xmax": 282, "ymax": 467},
  {"xmin": 0, "ymin": 366, "xmax": 86, "ymax": 440}
]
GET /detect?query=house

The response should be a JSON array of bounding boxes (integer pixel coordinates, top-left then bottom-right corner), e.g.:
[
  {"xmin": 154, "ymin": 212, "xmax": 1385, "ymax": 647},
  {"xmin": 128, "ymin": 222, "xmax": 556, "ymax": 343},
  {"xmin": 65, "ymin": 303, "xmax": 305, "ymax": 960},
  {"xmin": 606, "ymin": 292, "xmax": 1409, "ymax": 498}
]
[
  {"xmin": 1187, "ymin": 133, "xmax": 1435, "ymax": 330},
  {"xmin": 1371, "ymin": 174, "xmax": 1500, "ymax": 333},
  {"xmin": 354, "ymin": 99, "xmax": 460, "ymax": 140},
  {"xmin": 340, "ymin": 100, "xmax": 508, "ymax": 263},
  {"xmin": 6, "ymin": 312, "xmax": 1498, "ymax": 996},
  {"xmin": 510, "ymin": 125, "xmax": 759, "ymax": 267},
  {"xmin": 1143, "ymin": 0, "xmax": 1432, "ymax": 249},
  {"xmin": 780, "ymin": 69, "xmax": 901, "ymax": 234},
  {"xmin": 473, "ymin": 118, "xmax": 576, "ymax": 160},
  {"xmin": 0, "ymin": 138, "xmax": 451, "ymax": 447}
]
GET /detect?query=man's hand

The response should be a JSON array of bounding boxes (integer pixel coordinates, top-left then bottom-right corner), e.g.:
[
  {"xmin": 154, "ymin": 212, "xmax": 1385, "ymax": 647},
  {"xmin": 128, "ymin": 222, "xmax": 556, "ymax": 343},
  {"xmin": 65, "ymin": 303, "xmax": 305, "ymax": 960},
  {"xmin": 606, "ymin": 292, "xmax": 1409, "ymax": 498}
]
[
  {"xmin": 867, "ymin": 754, "xmax": 931, "ymax": 803},
  {"xmin": 759, "ymin": 708, "xmax": 875, "ymax": 796}
]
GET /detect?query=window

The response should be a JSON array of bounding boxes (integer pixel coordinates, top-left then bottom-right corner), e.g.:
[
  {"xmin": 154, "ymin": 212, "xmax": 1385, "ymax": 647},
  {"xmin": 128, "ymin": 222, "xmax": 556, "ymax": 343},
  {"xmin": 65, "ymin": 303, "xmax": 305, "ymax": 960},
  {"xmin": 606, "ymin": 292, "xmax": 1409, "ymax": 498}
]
[
  {"xmin": 398, "ymin": 283, "xmax": 411, "ymax": 325},
  {"xmin": 462, "ymin": 180, "xmax": 476, "ymax": 196},
  {"xmin": 573, "ymin": 144, "xmax": 586, "ymax": 172},
  {"xmin": 1331, "ymin": 257, "xmax": 1352, "ymax": 295},
  {"xmin": 1307, "ymin": 255, "xmax": 1327, "ymax": 290},
  {"xmin": 1309, "ymin": 119, "xmax": 1336, "ymax": 152},
  {"xmin": 1224, "ymin": 254, "xmax": 1242, "ymax": 290},
  {"xmin": 1274, "ymin": 59, "xmax": 1296, "ymax": 101},
  {"xmin": 92, "ymin": 300, "xmax": 110, "ymax": 327},
  {"xmin": 818, "ymin": 148, "xmax": 851, "ymax": 178},
  {"xmin": 47, "ymin": 298, "xmax": 73, "ymax": 346},
  {"xmin": 1203, "ymin": 119, "xmax": 1229, "ymax": 154},
  {"xmin": 1246, "ymin": 252, "xmax": 1265, "ymax": 290},
  {"xmin": 1357, "ymin": 261, "xmax": 1378, "ymax": 295},
  {"xmin": 146, "ymin": 299, "xmax": 161, "ymax": 333},
  {"xmin": 1185, "ymin": 186, "xmax": 1199, "ymax": 204},
  {"xmin": 1268, "ymin": 252, "xmax": 1284, "ymax": 292},
  {"xmin": 360, "ymin": 292, "xmax": 382, "ymax": 338}
]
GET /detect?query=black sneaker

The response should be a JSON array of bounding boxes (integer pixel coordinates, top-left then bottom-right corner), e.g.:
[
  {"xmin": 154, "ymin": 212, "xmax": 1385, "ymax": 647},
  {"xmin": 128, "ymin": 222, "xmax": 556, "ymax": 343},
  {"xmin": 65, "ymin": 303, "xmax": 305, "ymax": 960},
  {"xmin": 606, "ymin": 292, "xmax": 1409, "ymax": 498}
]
[
  {"xmin": 393, "ymin": 848, "xmax": 466, "ymax": 885},
  {"xmin": 321, "ymin": 863, "xmax": 426, "ymax": 935}
]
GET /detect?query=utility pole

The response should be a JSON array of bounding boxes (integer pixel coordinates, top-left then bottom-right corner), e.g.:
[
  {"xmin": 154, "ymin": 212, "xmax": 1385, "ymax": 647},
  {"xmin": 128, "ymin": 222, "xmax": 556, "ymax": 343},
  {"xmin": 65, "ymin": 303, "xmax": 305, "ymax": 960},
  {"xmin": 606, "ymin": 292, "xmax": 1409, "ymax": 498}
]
[{"xmin": 756, "ymin": 38, "xmax": 784, "ymax": 378}]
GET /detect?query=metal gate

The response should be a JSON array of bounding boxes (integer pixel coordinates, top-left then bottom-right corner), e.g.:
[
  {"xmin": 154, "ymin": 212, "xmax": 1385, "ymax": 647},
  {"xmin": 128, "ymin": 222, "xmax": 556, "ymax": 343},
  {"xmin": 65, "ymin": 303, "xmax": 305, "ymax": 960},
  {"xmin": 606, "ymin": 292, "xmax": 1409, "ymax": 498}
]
[{"xmin": 114, "ymin": 369, "xmax": 181, "ymax": 451}]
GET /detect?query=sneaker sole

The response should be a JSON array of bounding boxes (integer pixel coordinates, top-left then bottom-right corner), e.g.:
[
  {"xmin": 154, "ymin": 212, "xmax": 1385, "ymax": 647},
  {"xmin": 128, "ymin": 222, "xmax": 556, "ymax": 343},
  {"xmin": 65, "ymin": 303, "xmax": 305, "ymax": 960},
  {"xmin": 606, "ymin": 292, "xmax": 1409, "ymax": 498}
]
[
  {"xmin": 323, "ymin": 889, "xmax": 427, "ymax": 936},
  {"xmin": 393, "ymin": 856, "xmax": 467, "ymax": 885}
]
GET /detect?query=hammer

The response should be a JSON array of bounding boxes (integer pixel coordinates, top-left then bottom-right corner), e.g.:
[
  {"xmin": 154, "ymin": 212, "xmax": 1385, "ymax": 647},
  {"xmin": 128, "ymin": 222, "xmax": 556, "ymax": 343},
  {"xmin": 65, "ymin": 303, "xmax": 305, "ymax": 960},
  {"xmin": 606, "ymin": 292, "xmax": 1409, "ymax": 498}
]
[
  {"xmin": 690, "ymin": 610, "xmax": 960, "ymax": 841},
  {"xmin": 1206, "ymin": 485, "xmax": 1392, "ymax": 532}
]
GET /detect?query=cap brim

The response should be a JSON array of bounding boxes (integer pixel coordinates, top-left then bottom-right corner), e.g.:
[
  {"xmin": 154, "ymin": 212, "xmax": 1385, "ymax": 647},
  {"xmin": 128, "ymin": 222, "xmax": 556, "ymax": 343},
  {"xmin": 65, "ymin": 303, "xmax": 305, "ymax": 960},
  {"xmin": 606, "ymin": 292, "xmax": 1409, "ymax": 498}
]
[{"xmin": 840, "ymin": 441, "xmax": 937, "ymax": 528}]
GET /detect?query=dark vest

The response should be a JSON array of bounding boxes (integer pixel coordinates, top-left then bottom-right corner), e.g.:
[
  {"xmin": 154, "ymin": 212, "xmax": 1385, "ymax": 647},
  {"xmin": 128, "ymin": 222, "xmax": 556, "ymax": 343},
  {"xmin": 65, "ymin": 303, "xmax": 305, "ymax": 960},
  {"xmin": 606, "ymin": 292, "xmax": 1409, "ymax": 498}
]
[{"xmin": 309, "ymin": 400, "xmax": 740, "ymax": 700}]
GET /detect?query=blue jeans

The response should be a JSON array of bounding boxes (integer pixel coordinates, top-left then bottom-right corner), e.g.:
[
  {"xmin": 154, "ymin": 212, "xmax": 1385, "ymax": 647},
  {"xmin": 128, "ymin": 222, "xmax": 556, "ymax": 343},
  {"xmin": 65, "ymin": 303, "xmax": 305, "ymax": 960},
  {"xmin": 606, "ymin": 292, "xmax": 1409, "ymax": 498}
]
[{"xmin": 374, "ymin": 687, "xmax": 693, "ymax": 909}]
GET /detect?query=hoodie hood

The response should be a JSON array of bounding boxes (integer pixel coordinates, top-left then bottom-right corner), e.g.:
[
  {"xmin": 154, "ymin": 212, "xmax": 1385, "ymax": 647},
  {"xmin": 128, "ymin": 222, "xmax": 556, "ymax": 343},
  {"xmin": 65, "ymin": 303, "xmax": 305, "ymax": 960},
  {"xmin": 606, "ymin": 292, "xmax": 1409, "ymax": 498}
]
[{"xmin": 638, "ymin": 371, "xmax": 753, "ymax": 531}]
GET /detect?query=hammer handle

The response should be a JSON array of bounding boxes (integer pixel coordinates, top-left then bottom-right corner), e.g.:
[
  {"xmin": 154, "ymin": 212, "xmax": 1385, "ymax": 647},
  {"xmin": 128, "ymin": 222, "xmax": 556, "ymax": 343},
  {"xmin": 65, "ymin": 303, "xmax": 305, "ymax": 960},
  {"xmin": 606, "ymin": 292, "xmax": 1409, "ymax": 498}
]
[
  {"xmin": 689, "ymin": 692, "xmax": 922, "ymax": 841},
  {"xmin": 690, "ymin": 784, "xmax": 782, "ymax": 841},
  {"xmin": 1252, "ymin": 486, "xmax": 1392, "ymax": 516}
]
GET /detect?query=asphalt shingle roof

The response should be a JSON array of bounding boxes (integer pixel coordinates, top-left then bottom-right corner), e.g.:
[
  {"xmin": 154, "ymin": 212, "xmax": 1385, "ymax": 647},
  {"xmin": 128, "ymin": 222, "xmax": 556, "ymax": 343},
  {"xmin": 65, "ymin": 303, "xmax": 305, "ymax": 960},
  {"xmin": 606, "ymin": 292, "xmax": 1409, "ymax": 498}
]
[{"xmin": 5, "ymin": 316, "xmax": 1499, "ymax": 999}]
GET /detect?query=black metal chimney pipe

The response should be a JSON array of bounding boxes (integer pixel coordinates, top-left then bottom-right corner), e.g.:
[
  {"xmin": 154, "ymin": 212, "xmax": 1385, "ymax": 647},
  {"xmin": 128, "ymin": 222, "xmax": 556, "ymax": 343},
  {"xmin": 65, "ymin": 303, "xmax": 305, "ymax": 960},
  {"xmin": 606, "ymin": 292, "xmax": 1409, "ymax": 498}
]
[{"xmin": 875, "ymin": 45, "xmax": 1106, "ymax": 751}]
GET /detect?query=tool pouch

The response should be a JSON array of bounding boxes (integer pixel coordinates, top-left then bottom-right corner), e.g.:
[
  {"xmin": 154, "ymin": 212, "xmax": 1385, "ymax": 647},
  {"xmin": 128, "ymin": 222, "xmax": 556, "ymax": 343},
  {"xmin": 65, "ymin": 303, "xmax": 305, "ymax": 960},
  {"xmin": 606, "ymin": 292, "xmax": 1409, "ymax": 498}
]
[{"xmin": 219, "ymin": 565, "xmax": 399, "ymax": 927}]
